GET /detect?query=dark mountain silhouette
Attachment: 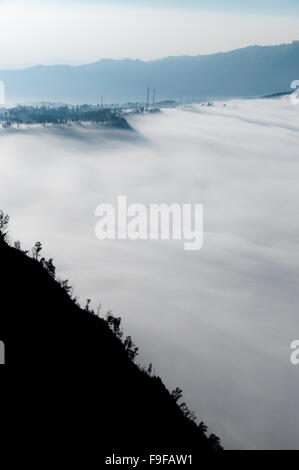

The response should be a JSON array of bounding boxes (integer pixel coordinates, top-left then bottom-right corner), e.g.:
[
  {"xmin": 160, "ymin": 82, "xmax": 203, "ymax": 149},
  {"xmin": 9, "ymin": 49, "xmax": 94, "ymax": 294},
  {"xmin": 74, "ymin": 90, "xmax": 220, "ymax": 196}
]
[
  {"xmin": 0, "ymin": 41, "xmax": 298, "ymax": 104},
  {"xmin": 0, "ymin": 212, "xmax": 222, "ymax": 463}
]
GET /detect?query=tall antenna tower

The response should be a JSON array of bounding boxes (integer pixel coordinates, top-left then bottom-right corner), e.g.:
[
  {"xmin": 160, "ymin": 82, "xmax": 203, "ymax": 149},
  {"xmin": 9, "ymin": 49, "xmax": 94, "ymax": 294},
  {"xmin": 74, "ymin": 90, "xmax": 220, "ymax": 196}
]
[
  {"xmin": 152, "ymin": 88, "xmax": 156, "ymax": 108},
  {"xmin": 146, "ymin": 86, "xmax": 150, "ymax": 111}
]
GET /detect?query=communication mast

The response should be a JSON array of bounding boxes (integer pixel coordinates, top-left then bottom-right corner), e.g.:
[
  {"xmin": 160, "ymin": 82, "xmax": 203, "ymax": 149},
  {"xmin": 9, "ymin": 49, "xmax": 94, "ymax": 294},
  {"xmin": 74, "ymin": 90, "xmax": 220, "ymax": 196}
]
[{"xmin": 146, "ymin": 86, "xmax": 150, "ymax": 111}]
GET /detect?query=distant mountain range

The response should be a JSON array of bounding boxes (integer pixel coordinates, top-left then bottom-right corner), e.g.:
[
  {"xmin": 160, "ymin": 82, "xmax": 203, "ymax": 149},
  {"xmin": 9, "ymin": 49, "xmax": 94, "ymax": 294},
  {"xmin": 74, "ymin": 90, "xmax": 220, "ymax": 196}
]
[{"xmin": 1, "ymin": 41, "xmax": 299, "ymax": 104}]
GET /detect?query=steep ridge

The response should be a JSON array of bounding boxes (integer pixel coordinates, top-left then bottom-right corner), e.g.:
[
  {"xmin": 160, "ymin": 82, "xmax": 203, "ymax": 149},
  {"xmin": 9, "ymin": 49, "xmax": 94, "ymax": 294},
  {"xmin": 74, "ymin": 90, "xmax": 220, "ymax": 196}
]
[{"xmin": 0, "ymin": 233, "xmax": 222, "ymax": 462}]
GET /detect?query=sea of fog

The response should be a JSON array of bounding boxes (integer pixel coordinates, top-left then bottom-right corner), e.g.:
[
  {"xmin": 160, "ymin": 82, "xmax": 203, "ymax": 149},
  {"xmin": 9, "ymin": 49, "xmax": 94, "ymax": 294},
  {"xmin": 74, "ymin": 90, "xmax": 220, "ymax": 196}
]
[{"xmin": 1, "ymin": 98, "xmax": 299, "ymax": 449}]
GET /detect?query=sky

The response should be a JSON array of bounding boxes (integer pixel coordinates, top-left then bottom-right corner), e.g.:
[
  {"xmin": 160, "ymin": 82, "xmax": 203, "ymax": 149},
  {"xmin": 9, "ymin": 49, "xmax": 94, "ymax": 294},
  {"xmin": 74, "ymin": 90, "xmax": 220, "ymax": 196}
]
[
  {"xmin": 1, "ymin": 97, "xmax": 298, "ymax": 449},
  {"xmin": 0, "ymin": 0, "xmax": 299, "ymax": 69}
]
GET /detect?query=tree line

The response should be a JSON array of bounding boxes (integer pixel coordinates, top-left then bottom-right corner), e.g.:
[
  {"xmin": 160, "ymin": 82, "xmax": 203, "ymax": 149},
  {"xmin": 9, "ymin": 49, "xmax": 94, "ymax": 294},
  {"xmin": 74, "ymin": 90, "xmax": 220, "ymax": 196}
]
[{"xmin": 0, "ymin": 105, "xmax": 130, "ymax": 129}]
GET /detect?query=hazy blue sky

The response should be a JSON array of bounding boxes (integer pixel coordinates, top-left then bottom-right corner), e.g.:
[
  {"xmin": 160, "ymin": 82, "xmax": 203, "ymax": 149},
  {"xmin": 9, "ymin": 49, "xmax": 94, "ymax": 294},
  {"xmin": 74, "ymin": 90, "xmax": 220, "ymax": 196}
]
[
  {"xmin": 63, "ymin": 0, "xmax": 299, "ymax": 14},
  {"xmin": 0, "ymin": 0, "xmax": 299, "ymax": 68}
]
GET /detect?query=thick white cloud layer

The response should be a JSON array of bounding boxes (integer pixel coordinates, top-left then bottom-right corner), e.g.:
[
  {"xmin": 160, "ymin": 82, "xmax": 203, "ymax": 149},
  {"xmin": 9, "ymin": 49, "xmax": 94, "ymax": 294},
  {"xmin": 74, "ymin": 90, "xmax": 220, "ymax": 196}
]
[
  {"xmin": 0, "ymin": 1, "xmax": 299, "ymax": 68},
  {"xmin": 0, "ymin": 97, "xmax": 299, "ymax": 449}
]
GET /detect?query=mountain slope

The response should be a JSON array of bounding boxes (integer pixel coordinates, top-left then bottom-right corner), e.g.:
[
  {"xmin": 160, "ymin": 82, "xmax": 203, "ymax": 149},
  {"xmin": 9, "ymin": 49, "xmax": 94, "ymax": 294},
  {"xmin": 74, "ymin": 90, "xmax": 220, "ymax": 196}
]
[
  {"xmin": 0, "ymin": 41, "xmax": 298, "ymax": 103},
  {"xmin": 0, "ymin": 234, "xmax": 222, "ymax": 460}
]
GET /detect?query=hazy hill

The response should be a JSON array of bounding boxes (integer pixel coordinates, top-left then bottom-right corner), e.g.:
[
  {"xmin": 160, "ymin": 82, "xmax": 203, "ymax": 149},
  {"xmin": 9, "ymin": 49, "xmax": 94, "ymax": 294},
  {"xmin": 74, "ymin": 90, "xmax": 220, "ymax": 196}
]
[
  {"xmin": 0, "ymin": 41, "xmax": 298, "ymax": 104},
  {"xmin": 0, "ymin": 219, "xmax": 222, "ymax": 461}
]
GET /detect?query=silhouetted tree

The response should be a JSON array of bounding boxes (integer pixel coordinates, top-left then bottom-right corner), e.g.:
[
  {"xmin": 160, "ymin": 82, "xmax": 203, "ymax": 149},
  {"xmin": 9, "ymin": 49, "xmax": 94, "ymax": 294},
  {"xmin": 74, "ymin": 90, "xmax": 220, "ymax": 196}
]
[
  {"xmin": 171, "ymin": 387, "xmax": 183, "ymax": 403},
  {"xmin": 32, "ymin": 241, "xmax": 42, "ymax": 260},
  {"xmin": 0, "ymin": 210, "xmax": 9, "ymax": 243},
  {"xmin": 96, "ymin": 302, "xmax": 102, "ymax": 317},
  {"xmin": 198, "ymin": 421, "xmax": 208, "ymax": 434},
  {"xmin": 59, "ymin": 279, "xmax": 72, "ymax": 295},
  {"xmin": 106, "ymin": 312, "xmax": 123, "ymax": 339},
  {"xmin": 147, "ymin": 363, "xmax": 153, "ymax": 376},
  {"xmin": 44, "ymin": 258, "xmax": 56, "ymax": 278},
  {"xmin": 14, "ymin": 240, "xmax": 21, "ymax": 250},
  {"xmin": 123, "ymin": 335, "xmax": 139, "ymax": 361},
  {"xmin": 208, "ymin": 434, "xmax": 223, "ymax": 450},
  {"xmin": 179, "ymin": 402, "xmax": 196, "ymax": 422}
]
